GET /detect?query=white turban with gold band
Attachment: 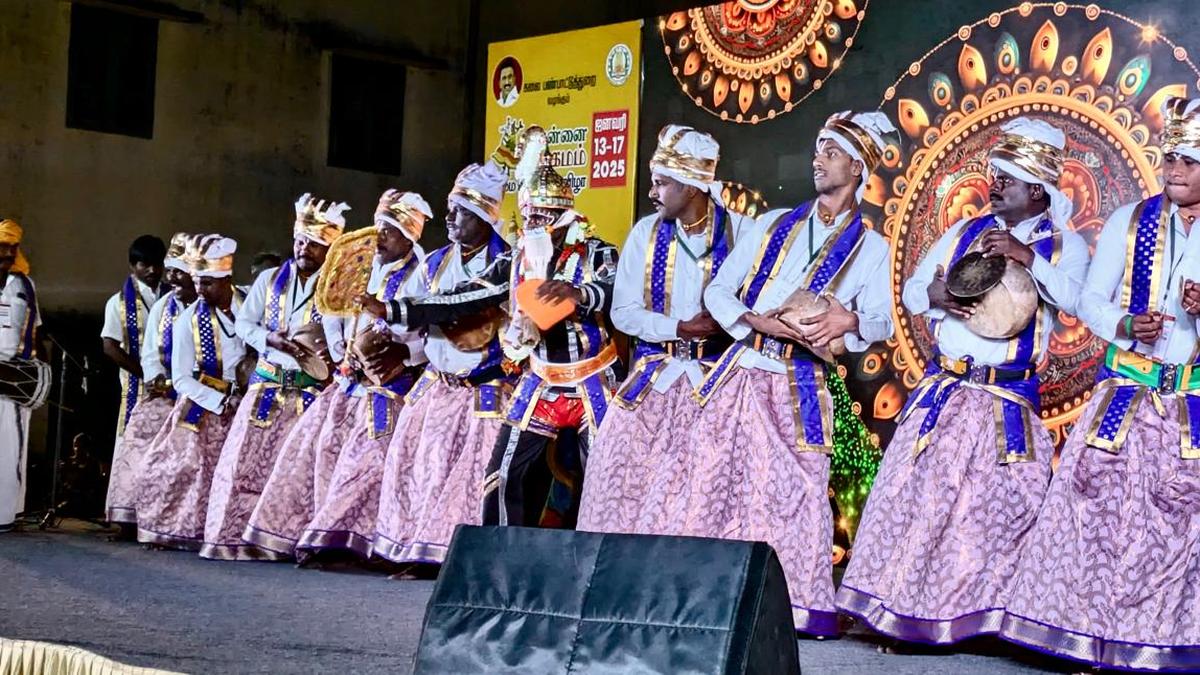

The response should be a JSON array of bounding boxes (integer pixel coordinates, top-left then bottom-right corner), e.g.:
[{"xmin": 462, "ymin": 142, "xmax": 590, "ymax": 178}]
[
  {"xmin": 186, "ymin": 234, "xmax": 237, "ymax": 279},
  {"xmin": 449, "ymin": 160, "xmax": 508, "ymax": 233},
  {"xmin": 649, "ymin": 124, "xmax": 723, "ymax": 201},
  {"xmin": 987, "ymin": 117, "xmax": 1071, "ymax": 229},
  {"xmin": 1161, "ymin": 96, "xmax": 1200, "ymax": 163},
  {"xmin": 817, "ymin": 110, "xmax": 896, "ymax": 202},
  {"xmin": 164, "ymin": 232, "xmax": 192, "ymax": 273},
  {"xmin": 376, "ymin": 189, "xmax": 432, "ymax": 261},
  {"xmin": 0, "ymin": 220, "xmax": 30, "ymax": 276},
  {"xmin": 294, "ymin": 193, "xmax": 349, "ymax": 247}
]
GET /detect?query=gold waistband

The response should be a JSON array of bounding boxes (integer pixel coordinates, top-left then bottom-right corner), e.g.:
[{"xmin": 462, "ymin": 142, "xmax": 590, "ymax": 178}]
[{"xmin": 531, "ymin": 342, "xmax": 618, "ymax": 387}]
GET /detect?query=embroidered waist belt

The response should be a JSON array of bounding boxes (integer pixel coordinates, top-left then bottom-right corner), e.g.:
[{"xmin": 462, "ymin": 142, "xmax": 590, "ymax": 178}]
[
  {"xmin": 741, "ymin": 332, "xmax": 805, "ymax": 361},
  {"xmin": 1104, "ymin": 345, "xmax": 1200, "ymax": 395},
  {"xmin": 938, "ymin": 355, "xmax": 1036, "ymax": 384},
  {"xmin": 255, "ymin": 361, "xmax": 322, "ymax": 390},
  {"xmin": 530, "ymin": 341, "xmax": 619, "ymax": 387}
]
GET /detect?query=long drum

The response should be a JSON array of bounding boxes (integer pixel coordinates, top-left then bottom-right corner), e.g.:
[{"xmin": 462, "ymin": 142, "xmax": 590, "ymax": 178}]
[
  {"xmin": 0, "ymin": 359, "xmax": 52, "ymax": 410},
  {"xmin": 946, "ymin": 250, "xmax": 1039, "ymax": 339}
]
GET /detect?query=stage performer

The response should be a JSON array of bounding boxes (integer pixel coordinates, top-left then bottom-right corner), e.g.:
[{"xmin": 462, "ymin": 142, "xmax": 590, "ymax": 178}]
[
  {"xmin": 366, "ymin": 162, "xmax": 511, "ymax": 569},
  {"xmin": 687, "ymin": 110, "xmax": 896, "ymax": 636},
  {"xmin": 101, "ymin": 234, "xmax": 166, "ymax": 500},
  {"xmin": 366, "ymin": 127, "xmax": 619, "ymax": 528},
  {"xmin": 999, "ymin": 98, "xmax": 1200, "ymax": 671},
  {"xmin": 293, "ymin": 190, "xmax": 431, "ymax": 561},
  {"xmin": 136, "ymin": 235, "xmax": 247, "ymax": 550},
  {"xmin": 201, "ymin": 194, "xmax": 344, "ymax": 560},
  {"xmin": 0, "ymin": 220, "xmax": 40, "ymax": 532},
  {"xmin": 577, "ymin": 125, "xmax": 753, "ymax": 536},
  {"xmin": 837, "ymin": 117, "xmax": 1088, "ymax": 645},
  {"xmin": 105, "ymin": 233, "xmax": 198, "ymax": 531}
]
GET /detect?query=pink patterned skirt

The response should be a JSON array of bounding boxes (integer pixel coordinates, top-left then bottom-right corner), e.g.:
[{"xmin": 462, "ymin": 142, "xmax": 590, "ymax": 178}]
[
  {"xmin": 106, "ymin": 396, "xmax": 175, "ymax": 523},
  {"xmin": 681, "ymin": 367, "xmax": 838, "ymax": 637},
  {"xmin": 837, "ymin": 386, "xmax": 1052, "ymax": 644},
  {"xmin": 1000, "ymin": 392, "xmax": 1200, "ymax": 671},
  {"xmin": 241, "ymin": 386, "xmax": 358, "ymax": 557},
  {"xmin": 373, "ymin": 380, "xmax": 500, "ymax": 564},
  {"xmin": 297, "ymin": 394, "xmax": 402, "ymax": 560},
  {"xmin": 201, "ymin": 389, "xmax": 309, "ymax": 561},
  {"xmin": 135, "ymin": 397, "xmax": 240, "ymax": 550},
  {"xmin": 577, "ymin": 378, "xmax": 700, "ymax": 536}
]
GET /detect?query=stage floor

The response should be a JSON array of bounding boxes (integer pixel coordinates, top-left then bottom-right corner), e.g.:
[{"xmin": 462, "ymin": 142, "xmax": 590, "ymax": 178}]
[{"xmin": 1, "ymin": 522, "xmax": 1069, "ymax": 674}]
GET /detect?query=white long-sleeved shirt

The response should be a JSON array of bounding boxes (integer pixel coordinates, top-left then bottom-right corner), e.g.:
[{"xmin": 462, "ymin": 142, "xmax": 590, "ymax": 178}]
[
  {"xmin": 141, "ymin": 292, "xmax": 194, "ymax": 383},
  {"xmin": 612, "ymin": 211, "xmax": 753, "ymax": 391},
  {"xmin": 100, "ymin": 277, "xmax": 158, "ymax": 346},
  {"xmin": 0, "ymin": 274, "xmax": 40, "ymax": 361},
  {"xmin": 1078, "ymin": 200, "xmax": 1200, "ymax": 364},
  {"xmin": 705, "ymin": 206, "xmax": 895, "ymax": 373},
  {"xmin": 235, "ymin": 264, "xmax": 322, "ymax": 370},
  {"xmin": 171, "ymin": 300, "xmax": 247, "ymax": 414},
  {"xmin": 396, "ymin": 244, "xmax": 497, "ymax": 374},
  {"xmin": 322, "ymin": 255, "xmax": 428, "ymax": 395},
  {"xmin": 902, "ymin": 212, "xmax": 1090, "ymax": 366}
]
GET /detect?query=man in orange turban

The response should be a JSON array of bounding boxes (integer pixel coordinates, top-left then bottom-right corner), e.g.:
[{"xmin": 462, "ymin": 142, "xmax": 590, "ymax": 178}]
[{"xmin": 0, "ymin": 218, "xmax": 41, "ymax": 531}]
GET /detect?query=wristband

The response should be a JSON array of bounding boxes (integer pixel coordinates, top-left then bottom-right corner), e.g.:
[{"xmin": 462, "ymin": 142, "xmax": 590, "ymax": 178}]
[{"xmin": 1123, "ymin": 314, "xmax": 1134, "ymax": 338}]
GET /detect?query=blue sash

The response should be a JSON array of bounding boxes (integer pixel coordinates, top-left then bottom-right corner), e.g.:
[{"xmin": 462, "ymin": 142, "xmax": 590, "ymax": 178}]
[
  {"xmin": 118, "ymin": 277, "xmax": 148, "ymax": 429},
  {"xmin": 616, "ymin": 205, "xmax": 734, "ymax": 408},
  {"xmin": 364, "ymin": 253, "xmax": 421, "ymax": 438},
  {"xmin": 249, "ymin": 260, "xmax": 324, "ymax": 426},
  {"xmin": 1085, "ymin": 194, "xmax": 1200, "ymax": 454},
  {"xmin": 156, "ymin": 293, "xmax": 183, "ymax": 402},
  {"xmin": 902, "ymin": 214, "xmax": 1058, "ymax": 462},
  {"xmin": 695, "ymin": 201, "xmax": 865, "ymax": 454},
  {"xmin": 180, "ymin": 300, "xmax": 225, "ymax": 431}
]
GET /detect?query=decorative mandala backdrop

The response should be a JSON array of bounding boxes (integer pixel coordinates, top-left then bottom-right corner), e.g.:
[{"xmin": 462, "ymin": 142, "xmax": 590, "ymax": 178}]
[
  {"xmin": 659, "ymin": 0, "xmax": 869, "ymax": 124},
  {"xmin": 862, "ymin": 2, "xmax": 1200, "ymax": 447}
]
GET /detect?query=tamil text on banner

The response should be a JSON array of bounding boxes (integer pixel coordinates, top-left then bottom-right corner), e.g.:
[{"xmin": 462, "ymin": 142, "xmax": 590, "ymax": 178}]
[{"xmin": 485, "ymin": 21, "xmax": 642, "ymax": 248}]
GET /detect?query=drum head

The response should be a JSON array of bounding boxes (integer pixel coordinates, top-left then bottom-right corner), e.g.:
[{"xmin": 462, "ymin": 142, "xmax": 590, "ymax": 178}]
[{"xmin": 946, "ymin": 251, "xmax": 1006, "ymax": 299}]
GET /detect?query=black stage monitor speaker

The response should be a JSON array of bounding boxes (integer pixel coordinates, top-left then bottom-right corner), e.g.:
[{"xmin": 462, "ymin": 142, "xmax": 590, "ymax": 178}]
[{"xmin": 413, "ymin": 526, "xmax": 800, "ymax": 675}]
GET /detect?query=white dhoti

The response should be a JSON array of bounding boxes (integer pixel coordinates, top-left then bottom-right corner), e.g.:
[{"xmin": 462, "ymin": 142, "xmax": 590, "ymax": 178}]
[{"xmin": 0, "ymin": 398, "xmax": 30, "ymax": 526}]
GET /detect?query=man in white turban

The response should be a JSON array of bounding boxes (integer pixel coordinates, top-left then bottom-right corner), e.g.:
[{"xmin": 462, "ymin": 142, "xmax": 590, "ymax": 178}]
[
  {"xmin": 201, "ymin": 194, "xmax": 346, "ymax": 560},
  {"xmin": 998, "ymin": 99, "xmax": 1200, "ymax": 671},
  {"xmin": 838, "ymin": 116, "xmax": 1089, "ymax": 646},
  {"xmin": 576, "ymin": 124, "xmax": 755, "ymax": 537},
  {"xmin": 671, "ymin": 111, "xmax": 897, "ymax": 636}
]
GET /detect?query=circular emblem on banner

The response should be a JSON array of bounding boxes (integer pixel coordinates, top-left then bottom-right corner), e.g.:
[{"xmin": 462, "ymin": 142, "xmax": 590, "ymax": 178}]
[
  {"xmin": 861, "ymin": 3, "xmax": 1200, "ymax": 446},
  {"xmin": 659, "ymin": 0, "xmax": 869, "ymax": 124},
  {"xmin": 606, "ymin": 43, "xmax": 634, "ymax": 86}
]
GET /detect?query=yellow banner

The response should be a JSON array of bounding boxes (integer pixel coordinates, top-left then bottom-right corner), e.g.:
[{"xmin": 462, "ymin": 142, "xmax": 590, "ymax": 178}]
[{"xmin": 485, "ymin": 21, "xmax": 642, "ymax": 248}]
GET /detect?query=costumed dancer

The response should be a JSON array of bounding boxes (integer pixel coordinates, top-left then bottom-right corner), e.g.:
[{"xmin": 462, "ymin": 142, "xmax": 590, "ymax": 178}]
[
  {"xmin": 577, "ymin": 125, "xmax": 752, "ymax": 535},
  {"xmin": 687, "ymin": 111, "xmax": 896, "ymax": 635},
  {"xmin": 201, "ymin": 194, "xmax": 344, "ymax": 560},
  {"xmin": 101, "ymin": 234, "xmax": 166, "ymax": 517},
  {"xmin": 136, "ymin": 235, "xmax": 247, "ymax": 549},
  {"xmin": 0, "ymin": 220, "xmax": 40, "ymax": 531},
  {"xmin": 293, "ymin": 191, "xmax": 431, "ymax": 560},
  {"xmin": 837, "ymin": 118, "xmax": 1088, "ymax": 644},
  {"xmin": 365, "ymin": 162, "xmax": 511, "ymax": 567},
  {"xmin": 367, "ymin": 127, "xmax": 619, "ymax": 528},
  {"xmin": 105, "ymin": 233, "xmax": 197, "ymax": 527},
  {"xmin": 999, "ymin": 99, "xmax": 1200, "ymax": 671}
]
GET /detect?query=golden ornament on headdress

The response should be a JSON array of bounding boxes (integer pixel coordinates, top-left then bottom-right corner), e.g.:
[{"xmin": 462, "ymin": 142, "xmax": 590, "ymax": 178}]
[
  {"xmin": 166, "ymin": 232, "xmax": 191, "ymax": 260},
  {"xmin": 514, "ymin": 126, "xmax": 575, "ymax": 211},
  {"xmin": 649, "ymin": 126, "xmax": 718, "ymax": 184},
  {"xmin": 989, "ymin": 133, "xmax": 1065, "ymax": 185},
  {"xmin": 315, "ymin": 228, "xmax": 376, "ymax": 317},
  {"xmin": 1161, "ymin": 96, "xmax": 1200, "ymax": 155},
  {"xmin": 294, "ymin": 193, "xmax": 348, "ymax": 247},
  {"xmin": 376, "ymin": 190, "xmax": 427, "ymax": 242},
  {"xmin": 184, "ymin": 234, "xmax": 234, "ymax": 276}
]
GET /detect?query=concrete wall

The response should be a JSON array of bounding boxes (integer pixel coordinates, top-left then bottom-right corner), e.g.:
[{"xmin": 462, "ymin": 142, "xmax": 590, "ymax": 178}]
[{"xmin": 0, "ymin": 0, "xmax": 471, "ymax": 312}]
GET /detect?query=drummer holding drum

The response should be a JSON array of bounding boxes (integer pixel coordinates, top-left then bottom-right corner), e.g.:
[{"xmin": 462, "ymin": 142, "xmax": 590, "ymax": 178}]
[
  {"xmin": 0, "ymin": 219, "xmax": 42, "ymax": 532},
  {"xmin": 837, "ymin": 118, "xmax": 1090, "ymax": 646}
]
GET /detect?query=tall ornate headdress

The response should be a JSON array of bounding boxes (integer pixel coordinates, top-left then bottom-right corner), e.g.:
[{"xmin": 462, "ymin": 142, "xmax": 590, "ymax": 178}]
[
  {"xmin": 514, "ymin": 126, "xmax": 575, "ymax": 211},
  {"xmin": 294, "ymin": 193, "xmax": 349, "ymax": 247}
]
